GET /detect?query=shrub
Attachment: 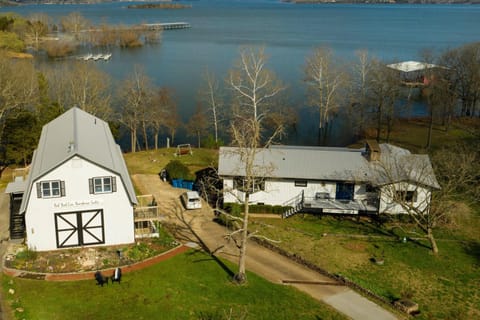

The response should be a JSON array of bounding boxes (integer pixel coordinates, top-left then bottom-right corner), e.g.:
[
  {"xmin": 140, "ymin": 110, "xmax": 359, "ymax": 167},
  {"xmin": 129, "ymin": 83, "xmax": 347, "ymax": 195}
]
[
  {"xmin": 223, "ymin": 203, "xmax": 289, "ymax": 215},
  {"xmin": 165, "ymin": 160, "xmax": 193, "ymax": 181}
]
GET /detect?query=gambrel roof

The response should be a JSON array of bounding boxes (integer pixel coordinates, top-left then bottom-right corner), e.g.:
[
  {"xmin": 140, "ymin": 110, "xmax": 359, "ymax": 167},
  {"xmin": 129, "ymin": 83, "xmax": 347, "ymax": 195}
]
[
  {"xmin": 218, "ymin": 144, "xmax": 440, "ymax": 189},
  {"xmin": 19, "ymin": 107, "xmax": 137, "ymax": 213}
]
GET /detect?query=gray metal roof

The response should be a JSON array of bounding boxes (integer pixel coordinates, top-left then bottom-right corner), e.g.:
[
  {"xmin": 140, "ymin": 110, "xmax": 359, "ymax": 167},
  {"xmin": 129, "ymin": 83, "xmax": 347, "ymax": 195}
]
[
  {"xmin": 218, "ymin": 144, "xmax": 440, "ymax": 189},
  {"xmin": 5, "ymin": 176, "xmax": 26, "ymax": 194},
  {"xmin": 20, "ymin": 107, "xmax": 137, "ymax": 213},
  {"xmin": 218, "ymin": 145, "xmax": 371, "ymax": 182}
]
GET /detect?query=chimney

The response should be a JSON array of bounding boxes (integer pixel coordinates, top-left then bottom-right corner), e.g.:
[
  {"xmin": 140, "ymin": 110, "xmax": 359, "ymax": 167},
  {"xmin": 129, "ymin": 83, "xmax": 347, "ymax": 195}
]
[{"xmin": 365, "ymin": 140, "xmax": 380, "ymax": 161}]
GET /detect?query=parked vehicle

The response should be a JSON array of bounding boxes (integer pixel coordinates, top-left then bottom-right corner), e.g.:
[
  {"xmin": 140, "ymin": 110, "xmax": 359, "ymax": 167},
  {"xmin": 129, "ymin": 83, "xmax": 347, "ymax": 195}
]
[{"xmin": 181, "ymin": 191, "xmax": 202, "ymax": 210}]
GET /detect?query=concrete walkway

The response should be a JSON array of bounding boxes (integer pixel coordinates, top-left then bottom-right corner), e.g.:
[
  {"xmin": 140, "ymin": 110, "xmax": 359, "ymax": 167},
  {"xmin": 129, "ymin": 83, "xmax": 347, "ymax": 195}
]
[{"xmin": 132, "ymin": 174, "xmax": 399, "ymax": 320}]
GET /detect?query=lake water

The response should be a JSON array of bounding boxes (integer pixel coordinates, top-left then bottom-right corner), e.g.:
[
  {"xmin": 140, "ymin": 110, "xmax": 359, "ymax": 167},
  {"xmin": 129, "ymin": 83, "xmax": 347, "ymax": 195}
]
[{"xmin": 3, "ymin": 1, "xmax": 480, "ymax": 146}]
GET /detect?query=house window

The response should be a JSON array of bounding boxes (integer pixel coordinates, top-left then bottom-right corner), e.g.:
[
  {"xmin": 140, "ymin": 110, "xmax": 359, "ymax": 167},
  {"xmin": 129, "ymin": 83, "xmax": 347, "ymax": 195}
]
[
  {"xmin": 295, "ymin": 180, "xmax": 308, "ymax": 187},
  {"xmin": 233, "ymin": 177, "xmax": 265, "ymax": 193},
  {"xmin": 89, "ymin": 176, "xmax": 117, "ymax": 194},
  {"xmin": 366, "ymin": 184, "xmax": 378, "ymax": 193},
  {"xmin": 396, "ymin": 191, "xmax": 417, "ymax": 203},
  {"xmin": 36, "ymin": 180, "xmax": 65, "ymax": 198}
]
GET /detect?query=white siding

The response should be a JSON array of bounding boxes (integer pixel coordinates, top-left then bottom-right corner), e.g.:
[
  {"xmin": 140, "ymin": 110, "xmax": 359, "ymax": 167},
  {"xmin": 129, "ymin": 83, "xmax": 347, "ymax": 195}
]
[
  {"xmin": 223, "ymin": 177, "xmax": 366, "ymax": 206},
  {"xmin": 379, "ymin": 182, "xmax": 432, "ymax": 215},
  {"xmin": 25, "ymin": 156, "xmax": 135, "ymax": 251}
]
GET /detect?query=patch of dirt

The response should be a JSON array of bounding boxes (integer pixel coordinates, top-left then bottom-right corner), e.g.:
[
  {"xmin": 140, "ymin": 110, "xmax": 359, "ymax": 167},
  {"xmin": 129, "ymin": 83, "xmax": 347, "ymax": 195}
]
[{"xmin": 343, "ymin": 241, "xmax": 367, "ymax": 252}]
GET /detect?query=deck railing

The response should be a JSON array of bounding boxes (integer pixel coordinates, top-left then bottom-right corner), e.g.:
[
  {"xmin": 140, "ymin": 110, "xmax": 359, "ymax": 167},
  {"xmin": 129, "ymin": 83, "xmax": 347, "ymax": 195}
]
[{"xmin": 282, "ymin": 190, "xmax": 305, "ymax": 219}]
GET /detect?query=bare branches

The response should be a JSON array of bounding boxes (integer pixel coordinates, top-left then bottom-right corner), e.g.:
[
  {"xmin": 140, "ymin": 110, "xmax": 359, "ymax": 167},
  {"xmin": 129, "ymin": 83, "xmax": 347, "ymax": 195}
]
[{"xmin": 304, "ymin": 47, "xmax": 347, "ymax": 144}]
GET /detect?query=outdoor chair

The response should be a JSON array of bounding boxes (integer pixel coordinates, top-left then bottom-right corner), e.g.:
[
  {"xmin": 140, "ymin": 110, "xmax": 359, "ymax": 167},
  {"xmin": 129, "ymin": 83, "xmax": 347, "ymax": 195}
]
[
  {"xmin": 111, "ymin": 267, "xmax": 122, "ymax": 284},
  {"xmin": 95, "ymin": 271, "xmax": 109, "ymax": 286}
]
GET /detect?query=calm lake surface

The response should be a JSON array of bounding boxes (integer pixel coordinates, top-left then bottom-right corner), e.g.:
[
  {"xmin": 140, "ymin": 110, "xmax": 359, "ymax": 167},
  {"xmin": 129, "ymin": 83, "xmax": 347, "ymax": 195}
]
[{"xmin": 3, "ymin": 1, "xmax": 480, "ymax": 146}]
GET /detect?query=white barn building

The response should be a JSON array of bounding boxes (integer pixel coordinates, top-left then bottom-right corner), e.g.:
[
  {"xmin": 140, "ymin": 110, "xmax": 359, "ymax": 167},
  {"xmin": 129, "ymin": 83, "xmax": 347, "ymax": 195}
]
[
  {"xmin": 218, "ymin": 141, "xmax": 440, "ymax": 217},
  {"xmin": 14, "ymin": 107, "xmax": 137, "ymax": 251}
]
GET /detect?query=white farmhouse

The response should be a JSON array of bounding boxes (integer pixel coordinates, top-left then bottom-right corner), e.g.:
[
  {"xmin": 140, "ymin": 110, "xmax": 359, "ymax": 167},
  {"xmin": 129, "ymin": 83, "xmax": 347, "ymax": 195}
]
[
  {"xmin": 218, "ymin": 141, "xmax": 440, "ymax": 217},
  {"xmin": 14, "ymin": 107, "xmax": 137, "ymax": 251}
]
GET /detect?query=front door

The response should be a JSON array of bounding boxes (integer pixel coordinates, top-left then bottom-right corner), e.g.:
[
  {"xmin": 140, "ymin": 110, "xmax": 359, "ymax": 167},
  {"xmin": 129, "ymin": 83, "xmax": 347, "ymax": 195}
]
[
  {"xmin": 335, "ymin": 183, "xmax": 355, "ymax": 201},
  {"xmin": 55, "ymin": 209, "xmax": 105, "ymax": 248}
]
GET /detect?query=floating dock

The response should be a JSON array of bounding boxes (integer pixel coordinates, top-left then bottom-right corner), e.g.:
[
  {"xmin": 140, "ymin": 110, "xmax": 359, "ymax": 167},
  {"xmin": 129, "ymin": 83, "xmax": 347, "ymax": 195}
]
[{"xmin": 141, "ymin": 22, "xmax": 191, "ymax": 30}]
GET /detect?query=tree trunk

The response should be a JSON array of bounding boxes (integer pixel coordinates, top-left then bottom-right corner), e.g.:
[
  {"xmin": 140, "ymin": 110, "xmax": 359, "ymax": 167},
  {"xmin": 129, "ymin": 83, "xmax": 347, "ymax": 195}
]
[
  {"xmin": 376, "ymin": 104, "xmax": 383, "ymax": 142},
  {"xmin": 142, "ymin": 122, "xmax": 149, "ymax": 151},
  {"xmin": 426, "ymin": 109, "xmax": 434, "ymax": 149},
  {"xmin": 235, "ymin": 193, "xmax": 250, "ymax": 284},
  {"xmin": 154, "ymin": 131, "xmax": 159, "ymax": 150},
  {"xmin": 427, "ymin": 227, "xmax": 439, "ymax": 254},
  {"xmin": 131, "ymin": 128, "xmax": 137, "ymax": 153}
]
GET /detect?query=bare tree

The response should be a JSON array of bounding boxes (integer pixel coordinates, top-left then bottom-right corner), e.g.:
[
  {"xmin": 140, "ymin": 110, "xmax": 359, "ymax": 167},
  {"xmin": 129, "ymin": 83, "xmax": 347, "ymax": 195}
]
[
  {"xmin": 0, "ymin": 54, "xmax": 38, "ymax": 175},
  {"xmin": 368, "ymin": 60, "xmax": 400, "ymax": 142},
  {"xmin": 150, "ymin": 87, "xmax": 177, "ymax": 149},
  {"xmin": 46, "ymin": 62, "xmax": 112, "ymax": 119},
  {"xmin": 304, "ymin": 47, "xmax": 346, "ymax": 145},
  {"xmin": 118, "ymin": 65, "xmax": 154, "ymax": 152},
  {"xmin": 441, "ymin": 42, "xmax": 480, "ymax": 117},
  {"xmin": 373, "ymin": 148, "xmax": 442, "ymax": 254},
  {"xmin": 199, "ymin": 69, "xmax": 224, "ymax": 145},
  {"xmin": 26, "ymin": 13, "xmax": 50, "ymax": 50},
  {"xmin": 225, "ymin": 47, "xmax": 285, "ymax": 283},
  {"xmin": 348, "ymin": 49, "xmax": 373, "ymax": 138},
  {"xmin": 186, "ymin": 102, "xmax": 209, "ymax": 148},
  {"xmin": 60, "ymin": 12, "xmax": 90, "ymax": 42}
]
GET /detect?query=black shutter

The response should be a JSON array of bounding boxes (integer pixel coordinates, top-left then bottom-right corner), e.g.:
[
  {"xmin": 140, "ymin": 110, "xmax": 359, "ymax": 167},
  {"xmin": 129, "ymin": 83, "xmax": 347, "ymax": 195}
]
[
  {"xmin": 112, "ymin": 177, "xmax": 117, "ymax": 192},
  {"xmin": 89, "ymin": 178, "xmax": 94, "ymax": 194},
  {"xmin": 60, "ymin": 181, "xmax": 66, "ymax": 197},
  {"xmin": 36, "ymin": 182, "xmax": 42, "ymax": 198}
]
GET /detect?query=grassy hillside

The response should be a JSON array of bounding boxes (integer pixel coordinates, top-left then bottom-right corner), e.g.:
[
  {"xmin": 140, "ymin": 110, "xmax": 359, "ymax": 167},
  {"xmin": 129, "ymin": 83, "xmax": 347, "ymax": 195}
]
[{"xmin": 1, "ymin": 251, "xmax": 347, "ymax": 320}]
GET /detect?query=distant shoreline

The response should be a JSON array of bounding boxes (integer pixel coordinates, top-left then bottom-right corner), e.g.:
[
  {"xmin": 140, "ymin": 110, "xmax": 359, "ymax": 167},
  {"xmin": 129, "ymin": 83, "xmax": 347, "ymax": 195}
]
[
  {"xmin": 127, "ymin": 3, "xmax": 192, "ymax": 10},
  {"xmin": 282, "ymin": 0, "xmax": 480, "ymax": 3},
  {"xmin": 2, "ymin": 0, "xmax": 480, "ymax": 6}
]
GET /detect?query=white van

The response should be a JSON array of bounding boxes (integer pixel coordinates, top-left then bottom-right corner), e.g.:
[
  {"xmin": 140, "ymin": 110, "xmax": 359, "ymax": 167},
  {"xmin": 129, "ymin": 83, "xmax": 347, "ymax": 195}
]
[{"xmin": 181, "ymin": 191, "xmax": 202, "ymax": 210}]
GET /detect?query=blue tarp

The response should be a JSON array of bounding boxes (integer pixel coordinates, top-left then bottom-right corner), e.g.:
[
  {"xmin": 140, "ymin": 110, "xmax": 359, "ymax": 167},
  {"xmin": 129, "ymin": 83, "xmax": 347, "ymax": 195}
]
[{"xmin": 171, "ymin": 179, "xmax": 193, "ymax": 190}]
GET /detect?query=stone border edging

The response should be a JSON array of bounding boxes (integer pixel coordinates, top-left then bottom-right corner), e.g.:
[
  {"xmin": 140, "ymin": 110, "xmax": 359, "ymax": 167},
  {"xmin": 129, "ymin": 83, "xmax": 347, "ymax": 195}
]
[
  {"xmin": 251, "ymin": 237, "xmax": 408, "ymax": 316},
  {"xmin": 2, "ymin": 245, "xmax": 189, "ymax": 281}
]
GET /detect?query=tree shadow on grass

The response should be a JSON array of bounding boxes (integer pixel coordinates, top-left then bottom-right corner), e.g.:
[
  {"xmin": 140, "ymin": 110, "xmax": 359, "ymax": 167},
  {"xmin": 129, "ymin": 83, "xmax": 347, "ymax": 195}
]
[
  {"xmin": 463, "ymin": 240, "xmax": 480, "ymax": 262},
  {"xmin": 187, "ymin": 250, "xmax": 235, "ymax": 279},
  {"xmin": 165, "ymin": 203, "xmax": 235, "ymax": 278}
]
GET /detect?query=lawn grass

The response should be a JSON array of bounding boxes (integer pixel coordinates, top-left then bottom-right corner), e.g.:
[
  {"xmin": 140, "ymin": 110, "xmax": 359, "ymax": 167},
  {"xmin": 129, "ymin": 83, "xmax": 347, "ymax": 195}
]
[
  {"xmin": 353, "ymin": 118, "xmax": 479, "ymax": 153},
  {"xmin": 1, "ymin": 250, "xmax": 347, "ymax": 320},
  {"xmin": 251, "ymin": 214, "xmax": 480, "ymax": 320},
  {"xmin": 123, "ymin": 148, "xmax": 218, "ymax": 176}
]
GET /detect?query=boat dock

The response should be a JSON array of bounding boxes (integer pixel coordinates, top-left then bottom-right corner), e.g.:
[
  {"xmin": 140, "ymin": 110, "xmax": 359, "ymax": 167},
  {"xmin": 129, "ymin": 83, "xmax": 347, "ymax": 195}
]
[
  {"xmin": 77, "ymin": 53, "xmax": 112, "ymax": 61},
  {"xmin": 141, "ymin": 22, "xmax": 191, "ymax": 30}
]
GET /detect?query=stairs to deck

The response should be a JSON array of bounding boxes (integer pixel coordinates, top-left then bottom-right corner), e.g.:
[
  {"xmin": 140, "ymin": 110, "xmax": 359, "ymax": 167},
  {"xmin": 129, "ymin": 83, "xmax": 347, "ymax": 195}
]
[
  {"xmin": 10, "ymin": 198, "xmax": 25, "ymax": 240},
  {"xmin": 282, "ymin": 191, "xmax": 304, "ymax": 219}
]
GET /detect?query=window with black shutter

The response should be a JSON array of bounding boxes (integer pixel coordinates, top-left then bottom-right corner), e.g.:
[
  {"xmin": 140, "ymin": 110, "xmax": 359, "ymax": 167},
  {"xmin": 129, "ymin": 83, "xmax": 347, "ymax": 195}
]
[
  {"xmin": 89, "ymin": 176, "xmax": 116, "ymax": 194},
  {"xmin": 36, "ymin": 180, "xmax": 66, "ymax": 198}
]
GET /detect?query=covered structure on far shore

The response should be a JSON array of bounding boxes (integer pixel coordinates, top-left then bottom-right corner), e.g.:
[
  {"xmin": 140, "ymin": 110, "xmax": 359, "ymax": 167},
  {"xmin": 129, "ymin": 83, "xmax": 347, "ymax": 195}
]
[{"xmin": 387, "ymin": 60, "xmax": 444, "ymax": 87}]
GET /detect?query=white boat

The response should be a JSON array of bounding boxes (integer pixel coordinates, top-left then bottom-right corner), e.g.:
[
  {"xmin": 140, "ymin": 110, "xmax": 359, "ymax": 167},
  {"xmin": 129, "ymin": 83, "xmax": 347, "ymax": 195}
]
[
  {"xmin": 102, "ymin": 53, "xmax": 112, "ymax": 61},
  {"xmin": 82, "ymin": 53, "xmax": 93, "ymax": 61}
]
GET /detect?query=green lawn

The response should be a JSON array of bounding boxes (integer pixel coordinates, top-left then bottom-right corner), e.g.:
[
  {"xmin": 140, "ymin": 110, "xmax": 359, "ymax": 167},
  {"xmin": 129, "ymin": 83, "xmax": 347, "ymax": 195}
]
[
  {"xmin": 1, "ymin": 250, "xmax": 346, "ymax": 320},
  {"xmin": 123, "ymin": 148, "xmax": 218, "ymax": 176},
  {"xmin": 251, "ymin": 214, "xmax": 480, "ymax": 320}
]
